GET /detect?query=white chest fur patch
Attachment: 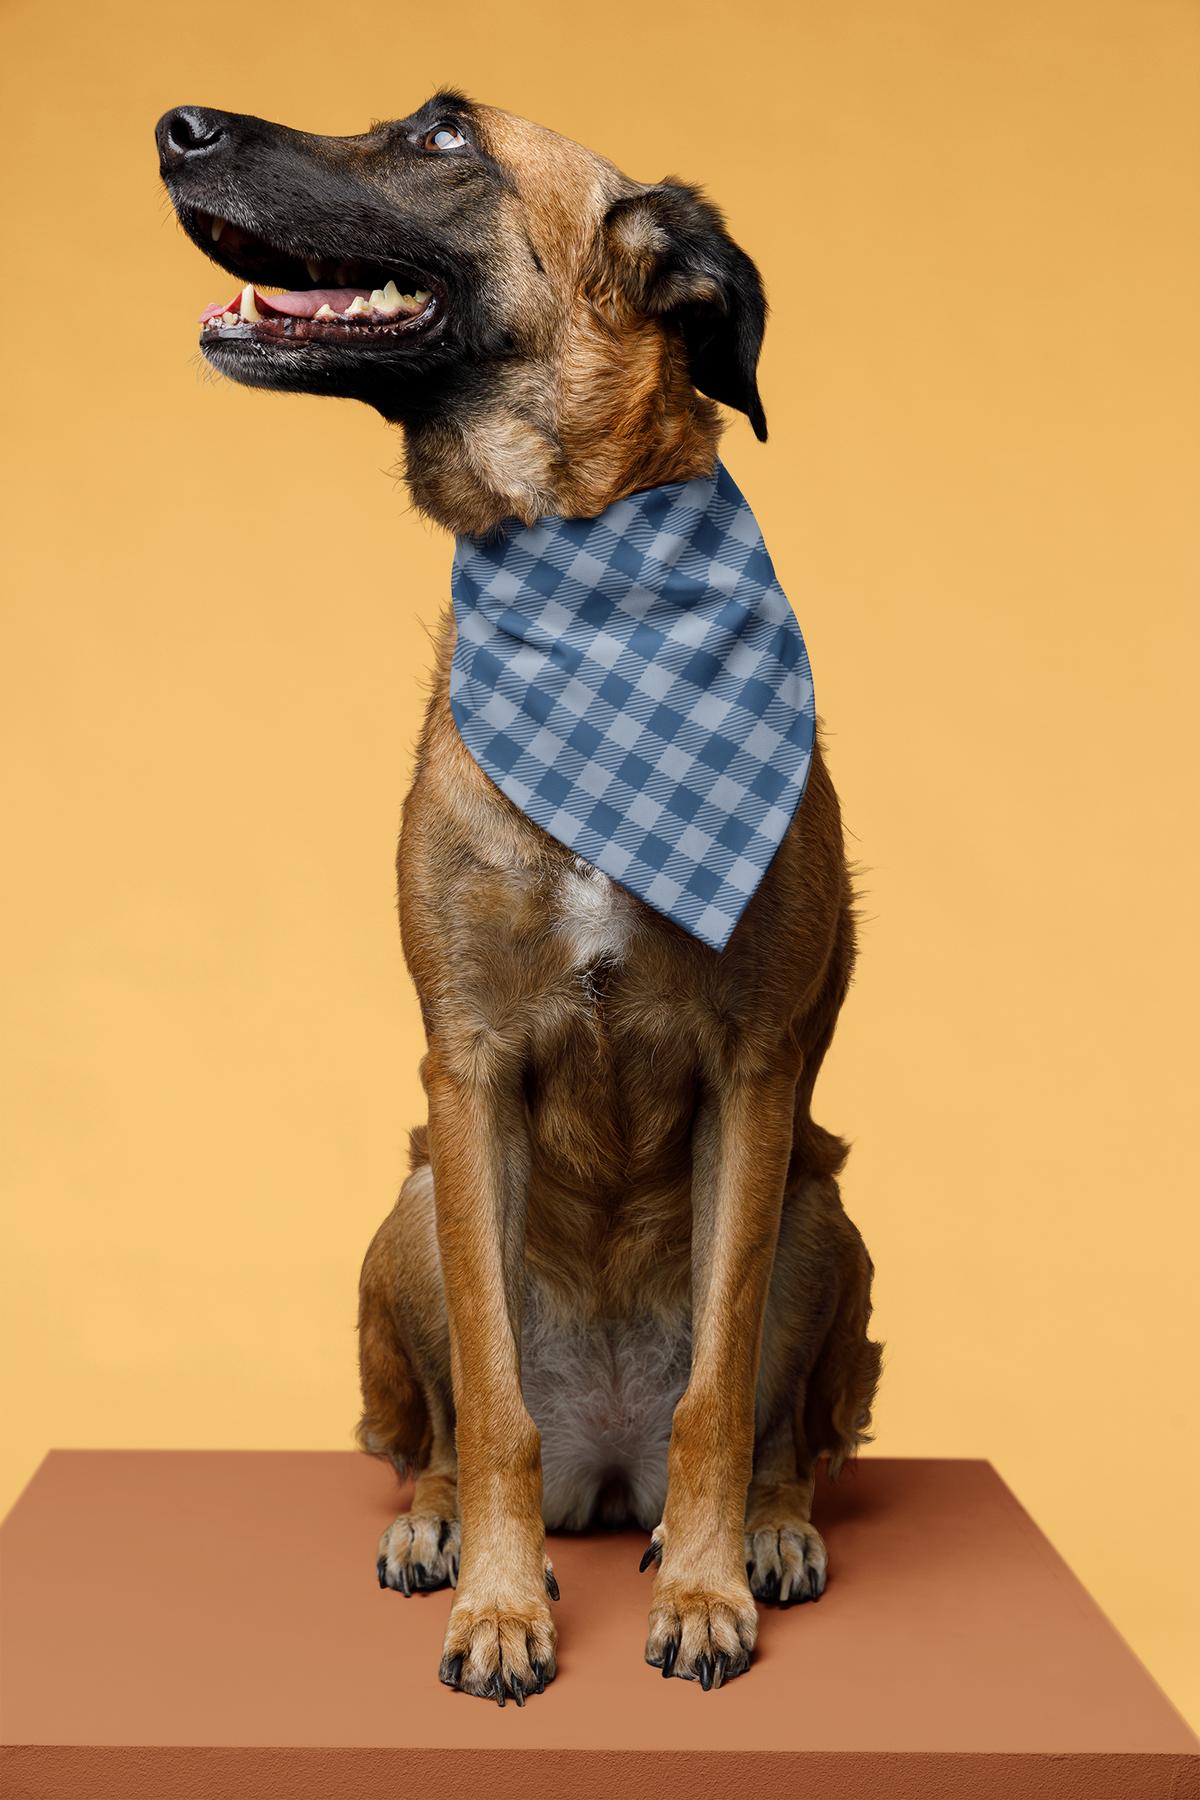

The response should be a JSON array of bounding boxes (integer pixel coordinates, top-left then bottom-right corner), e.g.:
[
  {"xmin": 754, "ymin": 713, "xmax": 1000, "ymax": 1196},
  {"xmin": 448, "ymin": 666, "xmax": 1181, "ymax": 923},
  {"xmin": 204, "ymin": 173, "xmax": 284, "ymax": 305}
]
[
  {"xmin": 521, "ymin": 1276, "xmax": 690, "ymax": 1531},
  {"xmin": 554, "ymin": 857, "xmax": 634, "ymax": 974}
]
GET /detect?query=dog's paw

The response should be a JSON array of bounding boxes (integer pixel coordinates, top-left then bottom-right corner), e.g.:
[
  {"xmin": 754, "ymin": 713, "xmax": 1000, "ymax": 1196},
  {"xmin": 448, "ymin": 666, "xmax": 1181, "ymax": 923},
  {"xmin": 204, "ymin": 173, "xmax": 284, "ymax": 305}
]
[
  {"xmin": 642, "ymin": 1529, "xmax": 756, "ymax": 1690},
  {"xmin": 645, "ymin": 1585, "xmax": 756, "ymax": 1688},
  {"xmin": 438, "ymin": 1583, "xmax": 557, "ymax": 1705},
  {"xmin": 744, "ymin": 1521, "xmax": 827, "ymax": 1605},
  {"xmin": 377, "ymin": 1511, "xmax": 461, "ymax": 1595}
]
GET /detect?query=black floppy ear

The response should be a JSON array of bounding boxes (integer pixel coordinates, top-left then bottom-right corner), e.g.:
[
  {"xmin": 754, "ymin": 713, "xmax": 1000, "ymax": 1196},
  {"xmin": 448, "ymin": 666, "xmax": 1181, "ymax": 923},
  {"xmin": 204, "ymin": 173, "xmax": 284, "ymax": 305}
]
[{"xmin": 600, "ymin": 182, "xmax": 768, "ymax": 442}]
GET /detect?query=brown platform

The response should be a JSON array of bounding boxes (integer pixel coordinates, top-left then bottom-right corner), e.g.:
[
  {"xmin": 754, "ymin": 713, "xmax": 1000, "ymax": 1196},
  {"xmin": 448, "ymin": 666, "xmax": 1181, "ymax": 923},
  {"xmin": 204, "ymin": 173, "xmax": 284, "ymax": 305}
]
[{"xmin": 1, "ymin": 1452, "xmax": 1195, "ymax": 1798}]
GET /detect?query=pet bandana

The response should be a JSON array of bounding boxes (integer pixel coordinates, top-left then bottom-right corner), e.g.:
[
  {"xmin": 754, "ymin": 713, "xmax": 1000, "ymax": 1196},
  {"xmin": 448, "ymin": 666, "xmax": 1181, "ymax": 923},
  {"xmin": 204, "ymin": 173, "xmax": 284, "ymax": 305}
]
[{"xmin": 449, "ymin": 462, "xmax": 815, "ymax": 952}]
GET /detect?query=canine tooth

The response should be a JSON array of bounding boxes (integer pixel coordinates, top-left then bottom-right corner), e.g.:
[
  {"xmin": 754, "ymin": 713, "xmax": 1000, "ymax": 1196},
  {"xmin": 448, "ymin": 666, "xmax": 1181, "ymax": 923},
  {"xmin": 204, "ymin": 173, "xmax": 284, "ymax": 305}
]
[
  {"xmin": 335, "ymin": 263, "xmax": 351, "ymax": 285},
  {"xmin": 238, "ymin": 284, "xmax": 262, "ymax": 321},
  {"xmin": 344, "ymin": 295, "xmax": 369, "ymax": 316},
  {"xmin": 369, "ymin": 288, "xmax": 385, "ymax": 307},
  {"xmin": 314, "ymin": 304, "xmax": 336, "ymax": 319},
  {"xmin": 305, "ymin": 257, "xmax": 322, "ymax": 282},
  {"xmin": 381, "ymin": 280, "xmax": 401, "ymax": 308},
  {"xmin": 210, "ymin": 216, "xmax": 226, "ymax": 243}
]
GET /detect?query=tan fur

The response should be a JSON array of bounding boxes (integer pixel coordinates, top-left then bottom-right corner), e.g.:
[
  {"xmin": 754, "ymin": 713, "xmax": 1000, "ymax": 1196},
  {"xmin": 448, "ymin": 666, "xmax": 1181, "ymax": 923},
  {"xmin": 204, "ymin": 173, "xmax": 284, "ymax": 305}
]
[
  {"xmin": 343, "ymin": 103, "xmax": 883, "ymax": 1698},
  {"xmin": 399, "ymin": 106, "xmax": 724, "ymax": 537}
]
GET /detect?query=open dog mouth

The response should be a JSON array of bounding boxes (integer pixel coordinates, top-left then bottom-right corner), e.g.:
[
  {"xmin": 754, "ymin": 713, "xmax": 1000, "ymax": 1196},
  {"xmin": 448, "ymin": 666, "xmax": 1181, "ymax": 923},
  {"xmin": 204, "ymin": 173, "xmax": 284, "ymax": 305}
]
[{"xmin": 192, "ymin": 208, "xmax": 440, "ymax": 342}]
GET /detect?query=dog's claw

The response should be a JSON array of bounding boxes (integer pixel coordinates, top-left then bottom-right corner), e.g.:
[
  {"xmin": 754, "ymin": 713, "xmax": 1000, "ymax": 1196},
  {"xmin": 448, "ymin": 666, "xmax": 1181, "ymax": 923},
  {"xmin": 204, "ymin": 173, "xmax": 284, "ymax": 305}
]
[
  {"xmin": 440, "ymin": 1653, "xmax": 463, "ymax": 1689},
  {"xmin": 377, "ymin": 1557, "xmax": 388, "ymax": 1589},
  {"xmin": 492, "ymin": 1672, "xmax": 506, "ymax": 1708},
  {"xmin": 697, "ymin": 1653, "xmax": 714, "ymax": 1692},
  {"xmin": 639, "ymin": 1543, "xmax": 658, "ymax": 1573},
  {"xmin": 545, "ymin": 1566, "xmax": 560, "ymax": 1601},
  {"xmin": 661, "ymin": 1638, "xmax": 677, "ymax": 1679},
  {"xmin": 510, "ymin": 1676, "xmax": 525, "ymax": 1707},
  {"xmin": 715, "ymin": 1652, "xmax": 729, "ymax": 1690},
  {"xmin": 532, "ymin": 1660, "xmax": 546, "ymax": 1695},
  {"xmin": 749, "ymin": 1523, "xmax": 827, "ymax": 1612},
  {"xmin": 447, "ymin": 1556, "xmax": 458, "ymax": 1589},
  {"xmin": 399, "ymin": 1565, "xmax": 410, "ymax": 1597}
]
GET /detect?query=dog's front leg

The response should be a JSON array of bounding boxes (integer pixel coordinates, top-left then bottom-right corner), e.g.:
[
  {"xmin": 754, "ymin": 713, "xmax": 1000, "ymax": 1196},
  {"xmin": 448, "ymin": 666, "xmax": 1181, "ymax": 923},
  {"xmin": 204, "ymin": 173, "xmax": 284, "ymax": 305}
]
[
  {"xmin": 425, "ymin": 1038, "xmax": 556, "ymax": 1705},
  {"xmin": 644, "ymin": 1070, "xmax": 795, "ymax": 1687}
]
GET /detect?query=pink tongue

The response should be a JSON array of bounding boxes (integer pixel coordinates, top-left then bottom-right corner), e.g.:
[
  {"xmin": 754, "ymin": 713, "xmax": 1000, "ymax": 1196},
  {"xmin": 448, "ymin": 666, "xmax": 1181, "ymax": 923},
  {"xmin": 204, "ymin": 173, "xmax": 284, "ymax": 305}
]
[
  {"xmin": 262, "ymin": 287, "xmax": 371, "ymax": 317},
  {"xmin": 198, "ymin": 287, "xmax": 370, "ymax": 324}
]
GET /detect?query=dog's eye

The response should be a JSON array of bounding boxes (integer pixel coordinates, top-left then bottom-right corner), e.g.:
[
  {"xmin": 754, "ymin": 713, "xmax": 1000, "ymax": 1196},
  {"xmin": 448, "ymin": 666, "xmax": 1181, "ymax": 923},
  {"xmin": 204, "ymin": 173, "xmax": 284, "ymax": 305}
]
[{"xmin": 425, "ymin": 126, "xmax": 466, "ymax": 152}]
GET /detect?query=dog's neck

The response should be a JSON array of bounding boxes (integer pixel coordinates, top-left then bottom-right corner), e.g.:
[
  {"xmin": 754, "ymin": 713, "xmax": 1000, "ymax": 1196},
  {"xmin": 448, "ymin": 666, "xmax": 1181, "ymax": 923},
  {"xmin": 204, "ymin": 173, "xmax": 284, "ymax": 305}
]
[{"xmin": 400, "ymin": 315, "xmax": 725, "ymax": 537}]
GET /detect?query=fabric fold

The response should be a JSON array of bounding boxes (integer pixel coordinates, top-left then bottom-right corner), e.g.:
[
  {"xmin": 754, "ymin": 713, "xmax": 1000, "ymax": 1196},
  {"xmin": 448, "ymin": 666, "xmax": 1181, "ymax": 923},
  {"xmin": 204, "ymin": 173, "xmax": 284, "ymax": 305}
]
[{"xmin": 449, "ymin": 462, "xmax": 814, "ymax": 951}]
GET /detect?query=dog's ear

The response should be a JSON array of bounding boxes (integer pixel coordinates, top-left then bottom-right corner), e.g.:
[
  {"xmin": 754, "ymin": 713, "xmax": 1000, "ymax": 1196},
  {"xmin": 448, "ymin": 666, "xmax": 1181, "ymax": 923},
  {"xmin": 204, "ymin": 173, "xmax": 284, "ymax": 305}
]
[{"xmin": 600, "ymin": 182, "xmax": 767, "ymax": 442}]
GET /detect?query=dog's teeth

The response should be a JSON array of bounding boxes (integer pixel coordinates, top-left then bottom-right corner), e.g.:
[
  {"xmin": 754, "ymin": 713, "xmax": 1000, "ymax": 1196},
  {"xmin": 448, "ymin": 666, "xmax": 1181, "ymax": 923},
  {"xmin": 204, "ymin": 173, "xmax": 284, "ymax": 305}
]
[
  {"xmin": 210, "ymin": 216, "xmax": 226, "ymax": 243},
  {"xmin": 221, "ymin": 311, "xmax": 238, "ymax": 325},
  {"xmin": 305, "ymin": 257, "xmax": 322, "ymax": 283},
  {"xmin": 314, "ymin": 304, "xmax": 337, "ymax": 319},
  {"xmin": 375, "ymin": 280, "xmax": 407, "ymax": 315},
  {"xmin": 238, "ymin": 284, "xmax": 261, "ymax": 321},
  {"xmin": 344, "ymin": 295, "xmax": 369, "ymax": 316},
  {"xmin": 369, "ymin": 288, "xmax": 386, "ymax": 307},
  {"xmin": 412, "ymin": 289, "xmax": 431, "ymax": 306}
]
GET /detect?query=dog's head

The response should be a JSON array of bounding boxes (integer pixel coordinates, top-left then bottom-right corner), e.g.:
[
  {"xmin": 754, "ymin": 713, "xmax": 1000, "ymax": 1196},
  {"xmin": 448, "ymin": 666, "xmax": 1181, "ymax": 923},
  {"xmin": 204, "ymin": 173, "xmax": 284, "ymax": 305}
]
[{"xmin": 157, "ymin": 93, "xmax": 767, "ymax": 532}]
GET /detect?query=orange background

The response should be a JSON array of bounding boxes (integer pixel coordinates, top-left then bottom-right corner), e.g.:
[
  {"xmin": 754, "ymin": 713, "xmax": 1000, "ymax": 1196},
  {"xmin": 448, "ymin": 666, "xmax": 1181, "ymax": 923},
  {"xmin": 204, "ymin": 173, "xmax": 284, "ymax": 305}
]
[{"xmin": 1, "ymin": 0, "xmax": 1196, "ymax": 1727}]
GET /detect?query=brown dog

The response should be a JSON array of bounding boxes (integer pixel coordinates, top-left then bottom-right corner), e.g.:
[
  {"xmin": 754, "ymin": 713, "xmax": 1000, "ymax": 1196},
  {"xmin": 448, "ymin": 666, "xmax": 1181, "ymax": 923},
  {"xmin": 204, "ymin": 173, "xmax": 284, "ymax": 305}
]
[{"xmin": 157, "ymin": 91, "xmax": 881, "ymax": 1704}]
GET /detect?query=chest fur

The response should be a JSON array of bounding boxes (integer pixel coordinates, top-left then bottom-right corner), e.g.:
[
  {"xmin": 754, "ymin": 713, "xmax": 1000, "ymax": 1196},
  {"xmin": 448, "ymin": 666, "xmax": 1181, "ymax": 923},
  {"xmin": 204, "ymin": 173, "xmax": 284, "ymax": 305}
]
[
  {"xmin": 552, "ymin": 857, "xmax": 635, "ymax": 977},
  {"xmin": 524, "ymin": 859, "xmax": 702, "ymax": 1177},
  {"xmin": 521, "ymin": 1273, "xmax": 690, "ymax": 1531}
]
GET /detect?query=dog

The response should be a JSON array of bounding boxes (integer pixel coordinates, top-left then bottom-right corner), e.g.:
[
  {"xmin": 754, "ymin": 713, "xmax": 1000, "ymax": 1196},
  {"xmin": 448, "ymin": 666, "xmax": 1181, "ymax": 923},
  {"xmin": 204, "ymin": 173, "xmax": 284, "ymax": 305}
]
[{"xmin": 157, "ymin": 90, "xmax": 881, "ymax": 1704}]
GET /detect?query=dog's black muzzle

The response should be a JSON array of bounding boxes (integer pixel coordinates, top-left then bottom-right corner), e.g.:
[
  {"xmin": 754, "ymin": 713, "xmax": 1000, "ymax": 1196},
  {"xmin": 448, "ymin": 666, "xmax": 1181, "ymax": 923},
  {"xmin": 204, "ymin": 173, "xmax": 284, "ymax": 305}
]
[{"xmin": 156, "ymin": 97, "xmax": 511, "ymax": 420}]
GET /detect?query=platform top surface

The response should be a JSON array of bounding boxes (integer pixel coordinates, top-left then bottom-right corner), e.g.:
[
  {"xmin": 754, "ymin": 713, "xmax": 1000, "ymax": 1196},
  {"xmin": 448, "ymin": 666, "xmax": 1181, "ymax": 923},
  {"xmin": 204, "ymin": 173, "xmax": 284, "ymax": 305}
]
[{"xmin": 1, "ymin": 1450, "xmax": 1195, "ymax": 1754}]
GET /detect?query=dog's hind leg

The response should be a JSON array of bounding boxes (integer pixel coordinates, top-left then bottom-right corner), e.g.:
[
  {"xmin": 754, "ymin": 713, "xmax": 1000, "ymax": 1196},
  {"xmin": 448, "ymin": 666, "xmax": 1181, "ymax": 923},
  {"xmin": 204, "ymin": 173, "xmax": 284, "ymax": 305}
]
[
  {"xmin": 744, "ymin": 1411, "xmax": 827, "ymax": 1606},
  {"xmin": 358, "ymin": 1143, "xmax": 462, "ymax": 1594},
  {"xmin": 744, "ymin": 1176, "xmax": 881, "ymax": 1605},
  {"xmin": 801, "ymin": 1194, "xmax": 882, "ymax": 1482}
]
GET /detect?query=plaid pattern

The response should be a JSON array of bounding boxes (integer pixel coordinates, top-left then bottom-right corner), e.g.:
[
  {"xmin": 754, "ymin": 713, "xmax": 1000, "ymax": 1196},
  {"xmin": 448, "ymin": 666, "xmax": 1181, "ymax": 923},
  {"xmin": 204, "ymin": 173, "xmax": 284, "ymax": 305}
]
[{"xmin": 449, "ymin": 462, "xmax": 815, "ymax": 951}]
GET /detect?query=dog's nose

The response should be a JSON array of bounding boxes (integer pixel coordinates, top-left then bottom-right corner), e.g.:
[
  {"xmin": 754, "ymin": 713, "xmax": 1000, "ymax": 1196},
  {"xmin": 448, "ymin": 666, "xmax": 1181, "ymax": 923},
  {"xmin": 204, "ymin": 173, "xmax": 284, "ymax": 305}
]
[{"xmin": 156, "ymin": 107, "xmax": 227, "ymax": 170}]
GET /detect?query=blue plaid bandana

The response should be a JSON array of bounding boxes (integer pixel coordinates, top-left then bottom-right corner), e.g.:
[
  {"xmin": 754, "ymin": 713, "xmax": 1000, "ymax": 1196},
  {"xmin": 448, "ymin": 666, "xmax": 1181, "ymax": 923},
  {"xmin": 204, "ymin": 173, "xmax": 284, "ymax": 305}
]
[{"xmin": 449, "ymin": 462, "xmax": 815, "ymax": 951}]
